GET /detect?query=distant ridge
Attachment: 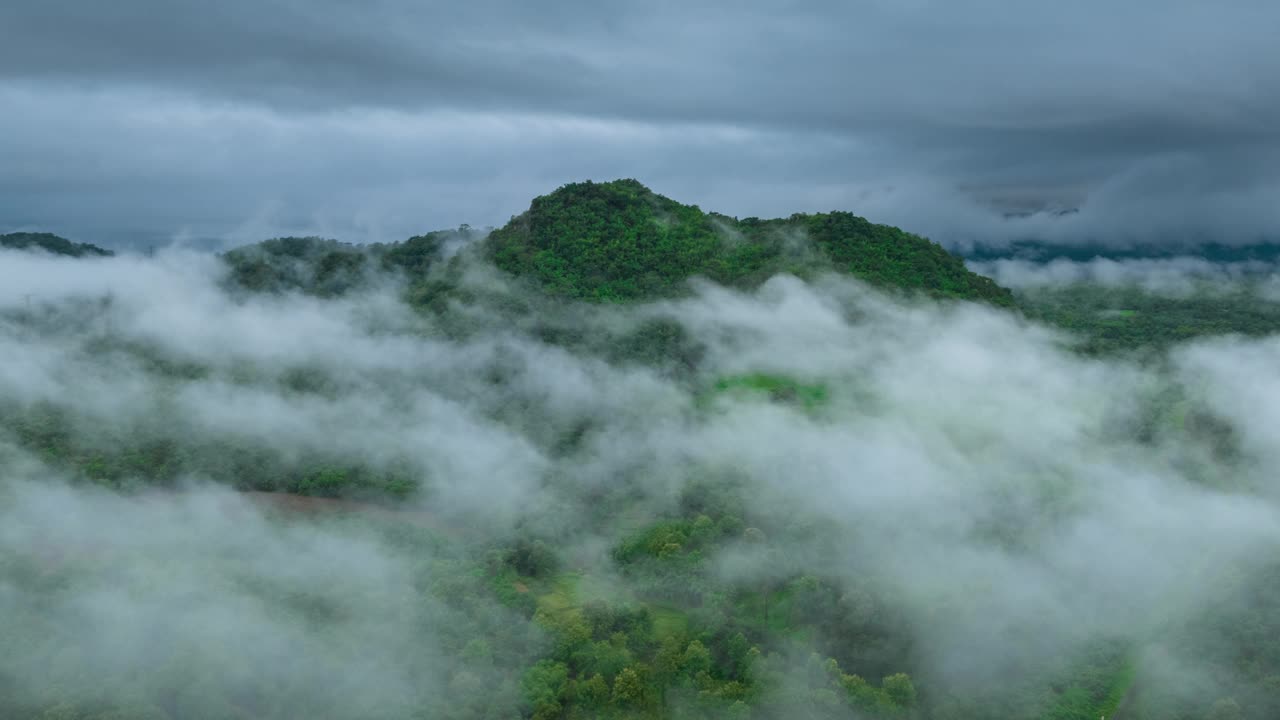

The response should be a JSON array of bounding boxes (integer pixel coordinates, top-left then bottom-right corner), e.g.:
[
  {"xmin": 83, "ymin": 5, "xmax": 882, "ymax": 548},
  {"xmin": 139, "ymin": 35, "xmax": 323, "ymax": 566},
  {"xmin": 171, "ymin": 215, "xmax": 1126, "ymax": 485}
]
[
  {"xmin": 1, "ymin": 232, "xmax": 113, "ymax": 258},
  {"xmin": 217, "ymin": 180, "xmax": 1013, "ymax": 306},
  {"xmin": 964, "ymin": 239, "xmax": 1280, "ymax": 265}
]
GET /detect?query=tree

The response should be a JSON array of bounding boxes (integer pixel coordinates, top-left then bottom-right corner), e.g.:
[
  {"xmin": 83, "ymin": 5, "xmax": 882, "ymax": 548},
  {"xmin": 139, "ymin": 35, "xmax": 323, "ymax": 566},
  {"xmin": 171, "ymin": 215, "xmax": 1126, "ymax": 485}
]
[
  {"xmin": 576, "ymin": 674, "xmax": 609, "ymax": 708},
  {"xmin": 883, "ymin": 673, "xmax": 917, "ymax": 709},
  {"xmin": 613, "ymin": 666, "xmax": 645, "ymax": 706},
  {"xmin": 727, "ymin": 632, "xmax": 753, "ymax": 679},
  {"xmin": 683, "ymin": 640, "xmax": 713, "ymax": 678},
  {"xmin": 522, "ymin": 660, "xmax": 569, "ymax": 719}
]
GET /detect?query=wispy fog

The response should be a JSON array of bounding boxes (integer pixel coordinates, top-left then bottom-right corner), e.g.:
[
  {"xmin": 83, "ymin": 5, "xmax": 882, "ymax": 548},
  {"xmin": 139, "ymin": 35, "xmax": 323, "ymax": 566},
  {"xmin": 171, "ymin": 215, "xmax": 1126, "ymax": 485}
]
[{"xmin": 2, "ymin": 245, "xmax": 1278, "ymax": 716}]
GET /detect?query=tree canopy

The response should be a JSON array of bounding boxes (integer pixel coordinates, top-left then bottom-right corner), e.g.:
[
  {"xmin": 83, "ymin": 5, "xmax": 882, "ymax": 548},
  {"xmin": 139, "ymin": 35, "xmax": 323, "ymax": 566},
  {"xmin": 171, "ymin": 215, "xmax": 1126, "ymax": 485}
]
[{"xmin": 488, "ymin": 179, "xmax": 1014, "ymax": 306}]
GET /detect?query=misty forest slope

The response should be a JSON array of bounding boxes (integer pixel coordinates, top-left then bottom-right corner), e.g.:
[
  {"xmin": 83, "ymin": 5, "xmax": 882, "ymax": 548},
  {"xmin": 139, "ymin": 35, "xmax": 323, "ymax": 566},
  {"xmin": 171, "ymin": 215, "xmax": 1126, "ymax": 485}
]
[
  {"xmin": 3, "ymin": 184, "xmax": 1280, "ymax": 720},
  {"xmin": 1, "ymin": 231, "xmax": 113, "ymax": 258},
  {"xmin": 968, "ymin": 253, "xmax": 1280, "ymax": 355}
]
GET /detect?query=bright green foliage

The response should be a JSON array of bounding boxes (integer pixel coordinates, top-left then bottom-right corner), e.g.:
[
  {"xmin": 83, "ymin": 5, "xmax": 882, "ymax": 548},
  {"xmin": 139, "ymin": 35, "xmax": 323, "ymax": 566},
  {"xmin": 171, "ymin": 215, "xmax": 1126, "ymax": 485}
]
[
  {"xmin": 1, "ymin": 232, "xmax": 113, "ymax": 257},
  {"xmin": 612, "ymin": 666, "xmax": 646, "ymax": 706},
  {"xmin": 490, "ymin": 179, "xmax": 723, "ymax": 301},
  {"xmin": 788, "ymin": 211, "xmax": 1013, "ymax": 305},
  {"xmin": 522, "ymin": 660, "xmax": 570, "ymax": 719},
  {"xmin": 682, "ymin": 640, "xmax": 713, "ymax": 677},
  {"xmin": 882, "ymin": 673, "xmax": 917, "ymax": 708},
  {"xmin": 489, "ymin": 179, "xmax": 1015, "ymax": 305},
  {"xmin": 706, "ymin": 373, "xmax": 830, "ymax": 412}
]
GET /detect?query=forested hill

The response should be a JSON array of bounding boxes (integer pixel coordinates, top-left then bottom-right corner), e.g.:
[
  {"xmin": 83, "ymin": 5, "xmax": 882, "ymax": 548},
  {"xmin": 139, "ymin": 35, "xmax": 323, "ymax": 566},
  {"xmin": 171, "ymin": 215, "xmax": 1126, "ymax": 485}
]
[
  {"xmin": 489, "ymin": 179, "xmax": 1014, "ymax": 305},
  {"xmin": 10, "ymin": 183, "xmax": 1016, "ymax": 308},
  {"xmin": 1, "ymin": 232, "xmax": 113, "ymax": 257}
]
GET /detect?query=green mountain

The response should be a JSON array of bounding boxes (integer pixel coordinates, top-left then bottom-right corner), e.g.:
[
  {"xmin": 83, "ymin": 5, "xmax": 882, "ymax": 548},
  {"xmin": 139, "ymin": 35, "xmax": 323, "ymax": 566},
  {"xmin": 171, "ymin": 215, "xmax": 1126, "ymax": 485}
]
[
  {"xmin": 12, "ymin": 190, "xmax": 1280, "ymax": 720},
  {"xmin": 0, "ymin": 232, "xmax": 113, "ymax": 257},
  {"xmin": 489, "ymin": 179, "xmax": 1013, "ymax": 305}
]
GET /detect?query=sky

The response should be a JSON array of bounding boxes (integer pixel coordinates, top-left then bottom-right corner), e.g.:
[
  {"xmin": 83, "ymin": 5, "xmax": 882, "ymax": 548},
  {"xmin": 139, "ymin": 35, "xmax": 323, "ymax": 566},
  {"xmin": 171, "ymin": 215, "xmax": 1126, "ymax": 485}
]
[{"xmin": 2, "ymin": 0, "xmax": 1278, "ymax": 249}]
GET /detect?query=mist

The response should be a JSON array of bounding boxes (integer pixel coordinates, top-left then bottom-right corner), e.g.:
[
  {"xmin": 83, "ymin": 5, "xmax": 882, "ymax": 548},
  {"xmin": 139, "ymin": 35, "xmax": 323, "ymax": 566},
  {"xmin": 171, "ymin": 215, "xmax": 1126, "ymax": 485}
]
[
  {"xmin": 970, "ymin": 256, "xmax": 1280, "ymax": 295},
  {"xmin": 2, "ymin": 242, "xmax": 1278, "ymax": 718}
]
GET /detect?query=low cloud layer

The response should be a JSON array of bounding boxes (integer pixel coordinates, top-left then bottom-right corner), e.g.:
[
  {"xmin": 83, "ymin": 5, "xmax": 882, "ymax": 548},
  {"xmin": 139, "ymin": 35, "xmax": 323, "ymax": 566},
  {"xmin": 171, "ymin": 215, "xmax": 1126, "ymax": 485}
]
[
  {"xmin": 2, "ymin": 1, "xmax": 1278, "ymax": 247},
  {"xmin": 0, "ymin": 476, "xmax": 468, "ymax": 719},
  {"xmin": 972, "ymin": 256, "xmax": 1280, "ymax": 296},
  {"xmin": 3, "ymin": 246, "xmax": 1280, "ymax": 715}
]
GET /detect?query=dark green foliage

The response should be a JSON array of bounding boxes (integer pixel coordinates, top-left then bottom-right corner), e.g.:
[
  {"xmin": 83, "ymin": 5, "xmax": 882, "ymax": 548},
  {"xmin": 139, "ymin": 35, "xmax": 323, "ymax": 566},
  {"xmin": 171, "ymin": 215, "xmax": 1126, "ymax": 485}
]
[
  {"xmin": 489, "ymin": 179, "xmax": 1014, "ymax": 306},
  {"xmin": 1, "ymin": 232, "xmax": 113, "ymax": 257},
  {"xmin": 796, "ymin": 211, "xmax": 1014, "ymax": 306},
  {"xmin": 505, "ymin": 538, "xmax": 561, "ymax": 578},
  {"xmin": 1127, "ymin": 558, "xmax": 1280, "ymax": 720},
  {"xmin": 1016, "ymin": 283, "xmax": 1280, "ymax": 355},
  {"xmin": 377, "ymin": 231, "xmax": 447, "ymax": 276},
  {"xmin": 220, "ymin": 228, "xmax": 484, "ymax": 303},
  {"xmin": 221, "ymin": 236, "xmax": 370, "ymax": 297},
  {"xmin": 605, "ymin": 316, "xmax": 708, "ymax": 375},
  {"xmin": 965, "ymin": 240, "xmax": 1280, "ymax": 265},
  {"xmin": 4, "ymin": 398, "xmax": 420, "ymax": 501},
  {"xmin": 490, "ymin": 179, "xmax": 724, "ymax": 301}
]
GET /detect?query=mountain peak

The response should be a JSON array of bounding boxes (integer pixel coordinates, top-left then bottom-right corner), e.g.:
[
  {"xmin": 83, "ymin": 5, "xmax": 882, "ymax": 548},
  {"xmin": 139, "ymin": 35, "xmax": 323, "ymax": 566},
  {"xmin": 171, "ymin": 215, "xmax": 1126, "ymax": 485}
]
[{"xmin": 488, "ymin": 179, "xmax": 1013, "ymax": 306}]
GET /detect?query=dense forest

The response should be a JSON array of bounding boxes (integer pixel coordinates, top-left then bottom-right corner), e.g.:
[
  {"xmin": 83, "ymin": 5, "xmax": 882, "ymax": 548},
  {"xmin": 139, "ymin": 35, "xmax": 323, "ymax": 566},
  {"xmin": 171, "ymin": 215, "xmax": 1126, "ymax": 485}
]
[
  {"xmin": 2, "ymin": 183, "xmax": 1280, "ymax": 720},
  {"xmin": 489, "ymin": 180, "xmax": 1013, "ymax": 306},
  {"xmin": 1013, "ymin": 283, "xmax": 1280, "ymax": 355}
]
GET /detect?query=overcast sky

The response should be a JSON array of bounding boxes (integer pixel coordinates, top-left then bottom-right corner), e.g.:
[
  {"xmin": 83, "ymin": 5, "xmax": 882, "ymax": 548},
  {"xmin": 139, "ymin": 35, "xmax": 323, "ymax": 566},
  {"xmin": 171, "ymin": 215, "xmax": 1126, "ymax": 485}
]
[{"xmin": 2, "ymin": 0, "xmax": 1278, "ymax": 250}]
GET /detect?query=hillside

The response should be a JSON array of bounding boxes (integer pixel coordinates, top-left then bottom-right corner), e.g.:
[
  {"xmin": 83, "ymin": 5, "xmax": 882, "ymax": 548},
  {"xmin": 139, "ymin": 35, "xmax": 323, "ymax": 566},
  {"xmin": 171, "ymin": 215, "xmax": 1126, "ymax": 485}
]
[
  {"xmin": 222, "ymin": 236, "xmax": 371, "ymax": 297},
  {"xmin": 6, "ymin": 208, "xmax": 1279, "ymax": 720},
  {"xmin": 220, "ymin": 229, "xmax": 481, "ymax": 298},
  {"xmin": 1016, "ymin": 283, "xmax": 1280, "ymax": 355},
  {"xmin": 0, "ymin": 232, "xmax": 113, "ymax": 257},
  {"xmin": 966, "ymin": 239, "xmax": 1280, "ymax": 354},
  {"xmin": 488, "ymin": 179, "xmax": 1013, "ymax": 305}
]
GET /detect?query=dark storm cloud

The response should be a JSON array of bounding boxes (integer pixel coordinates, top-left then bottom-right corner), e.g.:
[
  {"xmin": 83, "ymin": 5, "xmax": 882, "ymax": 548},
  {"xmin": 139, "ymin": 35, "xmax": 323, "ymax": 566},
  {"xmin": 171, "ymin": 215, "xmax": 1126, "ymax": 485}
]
[{"xmin": 1, "ymin": 0, "xmax": 1277, "ymax": 247}]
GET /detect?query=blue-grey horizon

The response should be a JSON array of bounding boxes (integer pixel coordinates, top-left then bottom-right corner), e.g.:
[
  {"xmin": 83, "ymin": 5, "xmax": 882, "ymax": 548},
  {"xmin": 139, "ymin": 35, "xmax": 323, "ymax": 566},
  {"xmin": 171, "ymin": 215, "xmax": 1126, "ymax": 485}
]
[{"xmin": 2, "ymin": 1, "xmax": 1277, "ymax": 249}]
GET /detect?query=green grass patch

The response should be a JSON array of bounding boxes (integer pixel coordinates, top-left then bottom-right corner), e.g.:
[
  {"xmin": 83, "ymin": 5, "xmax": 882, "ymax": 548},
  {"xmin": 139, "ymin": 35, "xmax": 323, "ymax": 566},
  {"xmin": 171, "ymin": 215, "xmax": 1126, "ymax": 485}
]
[
  {"xmin": 731, "ymin": 585, "xmax": 809, "ymax": 637},
  {"xmin": 703, "ymin": 373, "xmax": 830, "ymax": 412},
  {"xmin": 1097, "ymin": 657, "xmax": 1137, "ymax": 718},
  {"xmin": 533, "ymin": 573, "xmax": 580, "ymax": 616},
  {"xmin": 651, "ymin": 605, "xmax": 690, "ymax": 640},
  {"xmin": 1042, "ymin": 651, "xmax": 1136, "ymax": 720},
  {"xmin": 532, "ymin": 572, "xmax": 639, "ymax": 615}
]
